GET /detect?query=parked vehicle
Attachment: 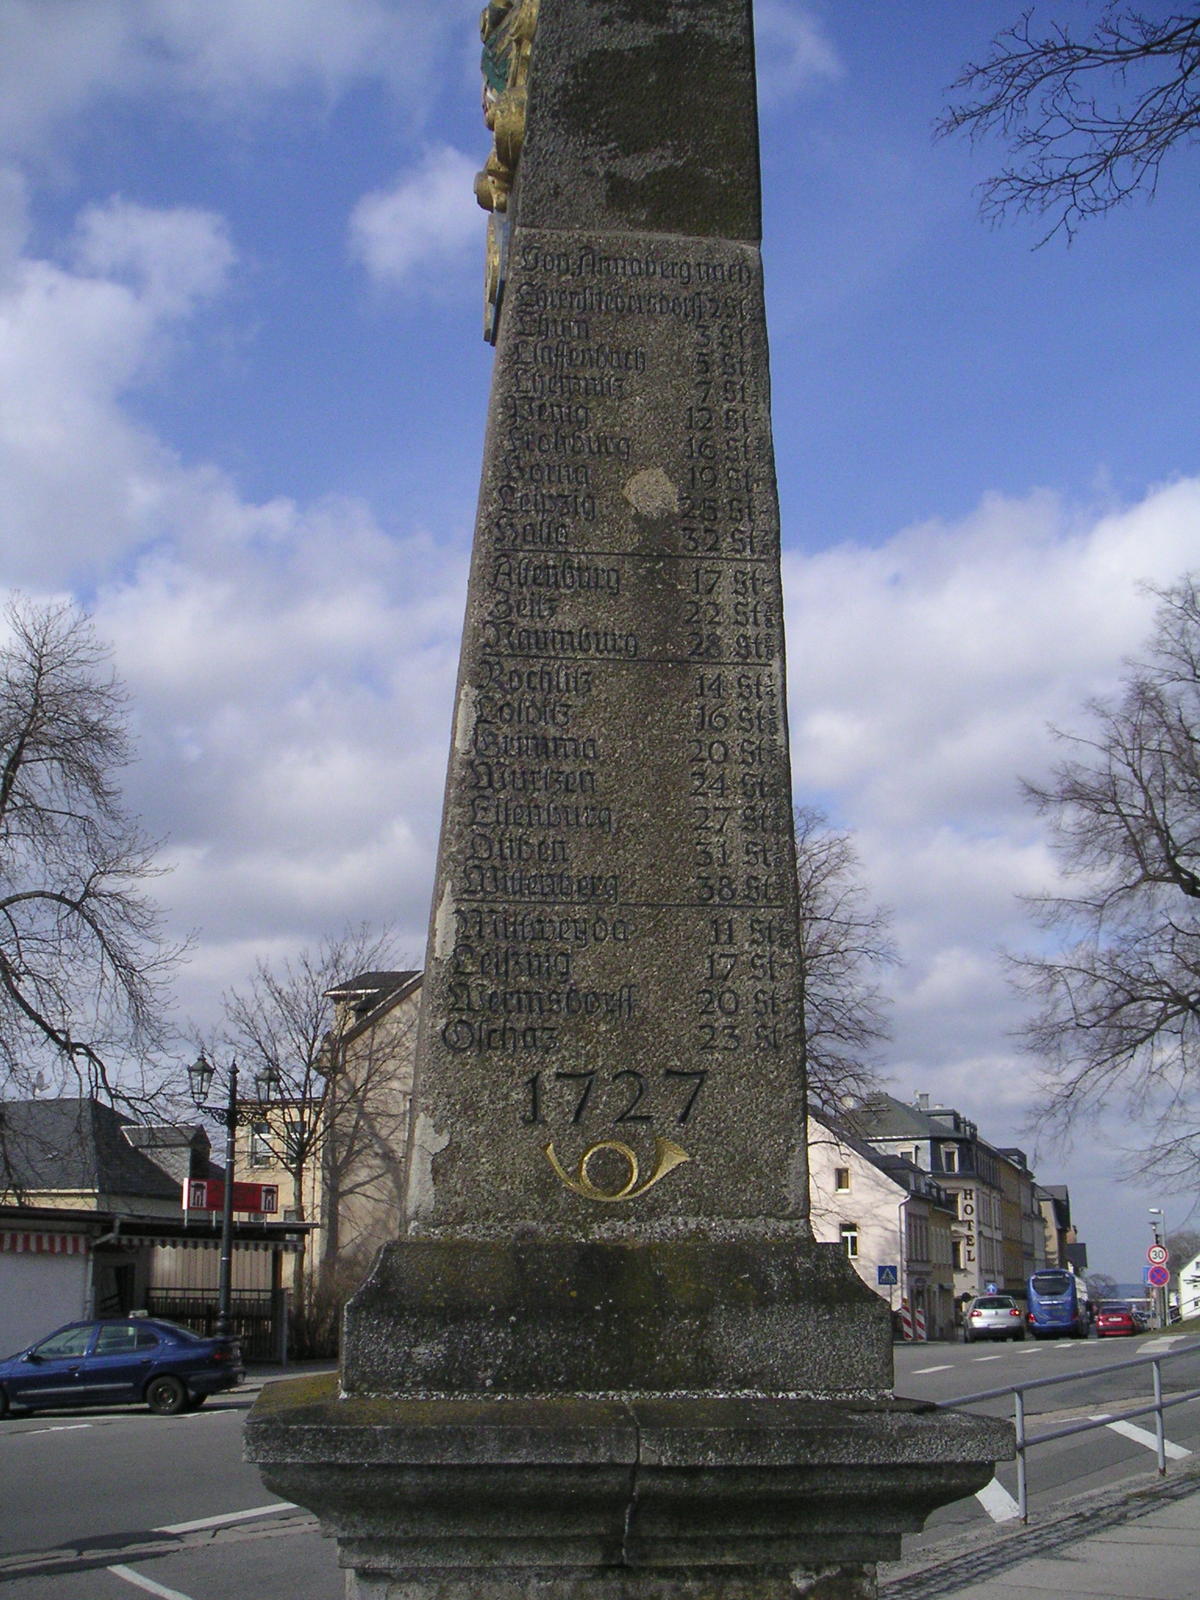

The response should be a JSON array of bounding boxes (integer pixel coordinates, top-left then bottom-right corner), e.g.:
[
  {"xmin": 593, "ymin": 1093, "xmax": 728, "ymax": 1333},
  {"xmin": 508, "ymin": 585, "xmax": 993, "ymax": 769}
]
[
  {"xmin": 0, "ymin": 1317, "xmax": 243, "ymax": 1417},
  {"xmin": 964, "ymin": 1294, "xmax": 1026, "ymax": 1342},
  {"xmin": 1027, "ymin": 1268, "xmax": 1090, "ymax": 1339},
  {"xmin": 1094, "ymin": 1301, "xmax": 1140, "ymax": 1338}
]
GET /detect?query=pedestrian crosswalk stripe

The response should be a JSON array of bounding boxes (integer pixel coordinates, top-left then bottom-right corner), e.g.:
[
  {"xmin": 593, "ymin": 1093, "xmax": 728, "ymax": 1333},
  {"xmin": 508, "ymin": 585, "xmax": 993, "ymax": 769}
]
[{"xmin": 975, "ymin": 1475, "xmax": 1021, "ymax": 1522}]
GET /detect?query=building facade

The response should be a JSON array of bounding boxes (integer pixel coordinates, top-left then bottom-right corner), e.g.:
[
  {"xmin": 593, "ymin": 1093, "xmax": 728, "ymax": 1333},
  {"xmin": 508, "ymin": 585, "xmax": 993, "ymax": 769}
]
[
  {"xmin": 848, "ymin": 1092, "xmax": 1073, "ymax": 1320},
  {"xmin": 806, "ymin": 1115, "xmax": 956, "ymax": 1339}
]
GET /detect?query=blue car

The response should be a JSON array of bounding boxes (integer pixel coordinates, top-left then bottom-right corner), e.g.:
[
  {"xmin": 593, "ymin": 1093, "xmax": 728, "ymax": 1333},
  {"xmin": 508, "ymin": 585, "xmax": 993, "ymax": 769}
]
[{"xmin": 0, "ymin": 1317, "xmax": 244, "ymax": 1417}]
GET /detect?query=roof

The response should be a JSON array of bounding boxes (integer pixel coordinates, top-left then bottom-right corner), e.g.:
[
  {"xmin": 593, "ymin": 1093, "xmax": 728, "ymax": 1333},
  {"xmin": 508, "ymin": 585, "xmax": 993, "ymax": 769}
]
[
  {"xmin": 848, "ymin": 1091, "xmax": 940, "ymax": 1140},
  {"xmin": 849, "ymin": 1089, "xmax": 984, "ymax": 1143},
  {"xmin": 810, "ymin": 1113, "xmax": 955, "ymax": 1205},
  {"xmin": 327, "ymin": 968, "xmax": 422, "ymax": 1044},
  {"xmin": 123, "ymin": 1124, "xmax": 218, "ymax": 1185},
  {"xmin": 0, "ymin": 1099, "xmax": 183, "ymax": 1202},
  {"xmin": 326, "ymin": 970, "xmax": 419, "ymax": 1005}
]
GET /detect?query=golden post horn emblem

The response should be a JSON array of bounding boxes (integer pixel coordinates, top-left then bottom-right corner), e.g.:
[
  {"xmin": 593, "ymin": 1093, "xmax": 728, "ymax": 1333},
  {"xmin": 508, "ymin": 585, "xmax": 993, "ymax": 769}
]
[{"xmin": 543, "ymin": 1138, "xmax": 690, "ymax": 1202}]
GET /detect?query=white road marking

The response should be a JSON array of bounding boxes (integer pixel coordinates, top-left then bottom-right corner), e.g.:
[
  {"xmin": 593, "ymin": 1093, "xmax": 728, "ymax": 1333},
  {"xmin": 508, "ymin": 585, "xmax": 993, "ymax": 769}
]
[
  {"xmin": 973, "ymin": 1354, "xmax": 1005, "ymax": 1361},
  {"xmin": 1089, "ymin": 1414, "xmax": 1192, "ymax": 1459},
  {"xmin": 155, "ymin": 1501, "xmax": 295, "ymax": 1535},
  {"xmin": 107, "ymin": 1566, "xmax": 195, "ymax": 1600},
  {"xmin": 25, "ymin": 1423, "xmax": 91, "ymax": 1435},
  {"xmin": 975, "ymin": 1475, "xmax": 1022, "ymax": 1523},
  {"xmin": 911, "ymin": 1364, "xmax": 953, "ymax": 1374}
]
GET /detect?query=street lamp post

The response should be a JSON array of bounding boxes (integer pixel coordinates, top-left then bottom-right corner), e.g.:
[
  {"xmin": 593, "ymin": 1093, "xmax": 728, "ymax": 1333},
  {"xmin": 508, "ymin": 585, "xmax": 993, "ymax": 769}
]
[{"xmin": 188, "ymin": 1053, "xmax": 244, "ymax": 1341}]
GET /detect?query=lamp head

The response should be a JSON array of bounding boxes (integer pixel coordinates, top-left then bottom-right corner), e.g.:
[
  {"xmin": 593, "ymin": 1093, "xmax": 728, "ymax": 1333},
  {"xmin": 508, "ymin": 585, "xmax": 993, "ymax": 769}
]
[
  {"xmin": 254, "ymin": 1065, "xmax": 281, "ymax": 1104},
  {"xmin": 187, "ymin": 1052, "xmax": 215, "ymax": 1108}
]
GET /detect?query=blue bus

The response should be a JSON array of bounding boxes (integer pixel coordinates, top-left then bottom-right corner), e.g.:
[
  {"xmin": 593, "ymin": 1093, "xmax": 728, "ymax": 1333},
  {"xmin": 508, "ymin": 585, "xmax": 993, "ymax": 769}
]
[{"xmin": 1026, "ymin": 1268, "xmax": 1090, "ymax": 1338}]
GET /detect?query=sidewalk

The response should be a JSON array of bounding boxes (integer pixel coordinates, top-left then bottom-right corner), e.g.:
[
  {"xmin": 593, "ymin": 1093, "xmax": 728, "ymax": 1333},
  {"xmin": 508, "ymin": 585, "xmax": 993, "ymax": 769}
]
[{"xmin": 880, "ymin": 1461, "xmax": 1200, "ymax": 1598}]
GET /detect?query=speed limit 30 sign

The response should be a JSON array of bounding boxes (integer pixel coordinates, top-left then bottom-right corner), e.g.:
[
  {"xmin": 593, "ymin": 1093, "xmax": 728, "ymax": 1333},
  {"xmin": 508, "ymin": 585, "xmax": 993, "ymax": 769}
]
[{"xmin": 1148, "ymin": 1243, "xmax": 1170, "ymax": 1266}]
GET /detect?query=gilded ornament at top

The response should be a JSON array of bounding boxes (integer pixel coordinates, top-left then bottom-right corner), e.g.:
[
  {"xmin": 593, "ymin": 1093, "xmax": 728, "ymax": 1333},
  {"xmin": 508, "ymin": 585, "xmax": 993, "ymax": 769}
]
[
  {"xmin": 476, "ymin": 0, "xmax": 536, "ymax": 342},
  {"xmin": 475, "ymin": 0, "xmax": 538, "ymax": 215}
]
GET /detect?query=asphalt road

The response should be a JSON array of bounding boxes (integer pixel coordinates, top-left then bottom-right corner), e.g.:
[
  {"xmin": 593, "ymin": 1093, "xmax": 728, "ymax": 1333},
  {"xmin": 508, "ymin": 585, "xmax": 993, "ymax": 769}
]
[
  {"xmin": 0, "ymin": 1372, "xmax": 338, "ymax": 1600},
  {"xmin": 0, "ymin": 1338, "xmax": 1196, "ymax": 1600},
  {"xmin": 893, "ymin": 1329, "xmax": 1200, "ymax": 1556}
]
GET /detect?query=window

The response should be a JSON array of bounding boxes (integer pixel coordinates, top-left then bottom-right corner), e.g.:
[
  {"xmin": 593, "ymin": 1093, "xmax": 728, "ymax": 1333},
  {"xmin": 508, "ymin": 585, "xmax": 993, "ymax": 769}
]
[
  {"xmin": 952, "ymin": 1239, "xmax": 965, "ymax": 1271},
  {"xmin": 284, "ymin": 1118, "xmax": 305, "ymax": 1165},
  {"xmin": 834, "ymin": 1166, "xmax": 851, "ymax": 1192},
  {"xmin": 35, "ymin": 1325, "xmax": 92, "ymax": 1360},
  {"xmin": 249, "ymin": 1121, "xmax": 272, "ymax": 1168},
  {"xmin": 942, "ymin": 1146, "xmax": 959, "ymax": 1173},
  {"xmin": 840, "ymin": 1222, "xmax": 859, "ymax": 1259},
  {"xmin": 95, "ymin": 1325, "xmax": 135, "ymax": 1354}
]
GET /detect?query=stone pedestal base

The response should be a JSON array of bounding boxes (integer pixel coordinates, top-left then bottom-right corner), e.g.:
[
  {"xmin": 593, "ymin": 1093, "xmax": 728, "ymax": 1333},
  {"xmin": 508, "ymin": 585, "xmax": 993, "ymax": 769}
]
[{"xmin": 247, "ymin": 1383, "xmax": 1013, "ymax": 1600}]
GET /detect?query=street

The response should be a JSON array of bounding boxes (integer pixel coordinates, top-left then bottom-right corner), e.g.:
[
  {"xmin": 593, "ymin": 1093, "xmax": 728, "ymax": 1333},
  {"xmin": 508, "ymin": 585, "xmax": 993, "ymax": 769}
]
[
  {"xmin": 894, "ymin": 1330, "xmax": 1200, "ymax": 1559},
  {"xmin": 0, "ymin": 1373, "xmax": 337, "ymax": 1600},
  {"xmin": 0, "ymin": 1340, "xmax": 1197, "ymax": 1600}
]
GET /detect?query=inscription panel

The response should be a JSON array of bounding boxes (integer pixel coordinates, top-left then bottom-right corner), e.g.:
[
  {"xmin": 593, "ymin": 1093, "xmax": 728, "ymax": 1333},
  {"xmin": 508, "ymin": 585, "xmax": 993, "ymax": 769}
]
[{"xmin": 410, "ymin": 231, "xmax": 806, "ymax": 1232}]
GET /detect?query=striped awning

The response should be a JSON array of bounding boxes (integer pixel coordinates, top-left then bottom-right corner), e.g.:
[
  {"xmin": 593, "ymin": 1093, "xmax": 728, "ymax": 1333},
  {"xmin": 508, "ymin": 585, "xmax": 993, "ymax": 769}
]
[
  {"xmin": 140, "ymin": 1236, "xmax": 302, "ymax": 1253},
  {"xmin": 0, "ymin": 1232, "xmax": 88, "ymax": 1256}
]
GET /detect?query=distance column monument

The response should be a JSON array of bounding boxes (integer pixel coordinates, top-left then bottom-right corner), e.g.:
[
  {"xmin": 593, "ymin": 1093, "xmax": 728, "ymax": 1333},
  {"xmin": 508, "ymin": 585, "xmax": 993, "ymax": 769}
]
[{"xmin": 247, "ymin": 4, "xmax": 1010, "ymax": 1596}]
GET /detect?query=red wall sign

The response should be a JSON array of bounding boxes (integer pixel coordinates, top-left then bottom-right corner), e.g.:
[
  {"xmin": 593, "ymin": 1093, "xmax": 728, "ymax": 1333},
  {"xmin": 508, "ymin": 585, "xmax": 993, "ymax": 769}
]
[{"xmin": 186, "ymin": 1179, "xmax": 279, "ymax": 1214}]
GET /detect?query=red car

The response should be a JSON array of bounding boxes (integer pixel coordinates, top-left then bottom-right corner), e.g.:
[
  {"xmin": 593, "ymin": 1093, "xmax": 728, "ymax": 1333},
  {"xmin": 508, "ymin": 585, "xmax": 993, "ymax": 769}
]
[{"xmin": 1094, "ymin": 1301, "xmax": 1139, "ymax": 1338}]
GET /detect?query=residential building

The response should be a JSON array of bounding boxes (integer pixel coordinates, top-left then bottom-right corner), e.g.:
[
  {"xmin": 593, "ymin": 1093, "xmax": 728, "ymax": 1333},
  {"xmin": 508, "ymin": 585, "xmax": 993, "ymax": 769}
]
[
  {"xmin": 0, "ymin": 1097, "xmax": 202, "ymax": 1219},
  {"xmin": 995, "ymin": 1146, "xmax": 1047, "ymax": 1295},
  {"xmin": 317, "ymin": 968, "xmax": 421, "ymax": 1293},
  {"xmin": 1179, "ymin": 1251, "xmax": 1200, "ymax": 1321},
  {"xmin": 0, "ymin": 1096, "xmax": 304, "ymax": 1356},
  {"xmin": 1036, "ymin": 1184, "xmax": 1076, "ymax": 1268},
  {"xmin": 230, "ymin": 969, "xmax": 422, "ymax": 1312},
  {"xmin": 807, "ymin": 1115, "xmax": 956, "ymax": 1339},
  {"xmin": 849, "ymin": 1093, "xmax": 1007, "ymax": 1312}
]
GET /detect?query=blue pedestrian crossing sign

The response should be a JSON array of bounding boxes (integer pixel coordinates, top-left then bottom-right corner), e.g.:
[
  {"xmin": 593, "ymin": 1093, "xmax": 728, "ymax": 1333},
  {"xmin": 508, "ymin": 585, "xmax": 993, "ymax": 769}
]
[{"xmin": 877, "ymin": 1265, "xmax": 899, "ymax": 1285}]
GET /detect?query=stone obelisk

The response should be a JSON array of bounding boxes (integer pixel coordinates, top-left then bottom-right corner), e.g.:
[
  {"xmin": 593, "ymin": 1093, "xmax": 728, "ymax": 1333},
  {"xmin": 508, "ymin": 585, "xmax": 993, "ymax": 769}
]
[{"xmin": 247, "ymin": 5, "xmax": 1010, "ymax": 1595}]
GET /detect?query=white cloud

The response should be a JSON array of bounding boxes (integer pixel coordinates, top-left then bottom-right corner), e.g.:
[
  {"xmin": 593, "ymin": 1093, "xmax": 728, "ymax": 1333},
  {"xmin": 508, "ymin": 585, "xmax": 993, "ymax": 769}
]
[
  {"xmin": 0, "ymin": 203, "xmax": 235, "ymax": 584},
  {"xmin": 782, "ymin": 478, "xmax": 1200, "ymax": 1121},
  {"xmin": 0, "ymin": 0, "xmax": 460, "ymax": 156},
  {"xmin": 754, "ymin": 1, "xmax": 842, "ymax": 109},
  {"xmin": 349, "ymin": 145, "xmax": 482, "ymax": 290},
  {"xmin": 73, "ymin": 199, "xmax": 235, "ymax": 318},
  {"xmin": 0, "ymin": 180, "xmax": 467, "ymax": 1038}
]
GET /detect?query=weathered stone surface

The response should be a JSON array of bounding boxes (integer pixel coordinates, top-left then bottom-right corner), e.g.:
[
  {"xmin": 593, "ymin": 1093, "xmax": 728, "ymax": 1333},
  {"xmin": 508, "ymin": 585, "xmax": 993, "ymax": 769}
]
[
  {"xmin": 517, "ymin": 0, "xmax": 762, "ymax": 241},
  {"xmin": 405, "ymin": 221, "xmax": 806, "ymax": 1242},
  {"xmin": 247, "ymin": 1381, "xmax": 1012, "ymax": 1593},
  {"xmin": 341, "ymin": 1237, "xmax": 891, "ymax": 1399}
]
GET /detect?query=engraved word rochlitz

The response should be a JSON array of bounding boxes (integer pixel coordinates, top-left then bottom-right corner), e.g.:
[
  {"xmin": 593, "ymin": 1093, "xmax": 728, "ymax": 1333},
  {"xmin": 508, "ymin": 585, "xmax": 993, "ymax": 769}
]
[{"xmin": 405, "ymin": 224, "xmax": 809, "ymax": 1235}]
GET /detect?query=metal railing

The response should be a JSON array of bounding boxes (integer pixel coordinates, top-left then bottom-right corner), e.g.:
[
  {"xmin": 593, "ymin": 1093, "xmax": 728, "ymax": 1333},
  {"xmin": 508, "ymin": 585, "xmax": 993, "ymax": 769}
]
[
  {"xmin": 935, "ymin": 1338, "xmax": 1200, "ymax": 1521},
  {"xmin": 146, "ymin": 1287, "xmax": 283, "ymax": 1361}
]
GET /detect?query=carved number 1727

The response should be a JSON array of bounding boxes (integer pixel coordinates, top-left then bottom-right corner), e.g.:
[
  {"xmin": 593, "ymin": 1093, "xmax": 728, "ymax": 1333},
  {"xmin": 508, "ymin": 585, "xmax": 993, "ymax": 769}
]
[{"xmin": 522, "ymin": 1069, "xmax": 706, "ymax": 1127}]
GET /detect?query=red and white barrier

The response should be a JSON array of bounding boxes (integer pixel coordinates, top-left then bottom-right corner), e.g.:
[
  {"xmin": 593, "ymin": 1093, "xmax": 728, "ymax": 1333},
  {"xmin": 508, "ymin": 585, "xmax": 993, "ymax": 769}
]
[{"xmin": 898, "ymin": 1299, "xmax": 928, "ymax": 1342}]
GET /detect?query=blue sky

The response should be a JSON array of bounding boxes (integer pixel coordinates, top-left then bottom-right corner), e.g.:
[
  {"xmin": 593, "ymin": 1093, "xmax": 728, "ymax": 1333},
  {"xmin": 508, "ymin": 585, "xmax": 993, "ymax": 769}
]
[{"xmin": 3, "ymin": 0, "xmax": 1196, "ymax": 1281}]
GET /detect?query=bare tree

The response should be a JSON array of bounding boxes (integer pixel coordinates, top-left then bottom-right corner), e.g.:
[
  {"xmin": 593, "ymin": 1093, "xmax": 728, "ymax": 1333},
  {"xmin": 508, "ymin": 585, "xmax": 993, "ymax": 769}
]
[
  {"xmin": 221, "ymin": 923, "xmax": 410, "ymax": 1338},
  {"xmin": 0, "ymin": 596, "xmax": 179, "ymax": 1112},
  {"xmin": 1013, "ymin": 574, "xmax": 1200, "ymax": 1178},
  {"xmin": 1167, "ymin": 1227, "xmax": 1200, "ymax": 1282},
  {"xmin": 1086, "ymin": 1271, "xmax": 1120, "ymax": 1303},
  {"xmin": 939, "ymin": 7, "xmax": 1200, "ymax": 242},
  {"xmin": 794, "ymin": 804, "xmax": 898, "ymax": 1124}
]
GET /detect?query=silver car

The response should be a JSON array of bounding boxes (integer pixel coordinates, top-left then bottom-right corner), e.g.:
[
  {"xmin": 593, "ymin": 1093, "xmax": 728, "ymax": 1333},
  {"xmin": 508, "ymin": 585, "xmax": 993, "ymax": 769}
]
[{"xmin": 964, "ymin": 1294, "xmax": 1026, "ymax": 1342}]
